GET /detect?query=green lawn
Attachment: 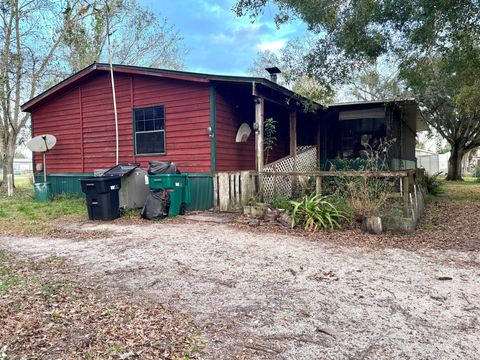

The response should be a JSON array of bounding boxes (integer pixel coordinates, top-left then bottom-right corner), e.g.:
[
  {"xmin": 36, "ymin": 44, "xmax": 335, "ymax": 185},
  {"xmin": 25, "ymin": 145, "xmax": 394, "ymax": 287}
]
[
  {"xmin": 0, "ymin": 187, "xmax": 86, "ymax": 235},
  {"xmin": 438, "ymin": 176, "xmax": 480, "ymax": 201},
  {"xmin": 0, "ymin": 174, "xmax": 33, "ymax": 188}
]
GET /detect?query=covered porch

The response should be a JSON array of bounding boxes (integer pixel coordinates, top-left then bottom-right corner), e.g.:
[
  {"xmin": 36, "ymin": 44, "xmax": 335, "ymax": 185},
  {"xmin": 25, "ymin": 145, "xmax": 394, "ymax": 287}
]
[{"xmin": 213, "ymin": 79, "xmax": 321, "ymax": 174}]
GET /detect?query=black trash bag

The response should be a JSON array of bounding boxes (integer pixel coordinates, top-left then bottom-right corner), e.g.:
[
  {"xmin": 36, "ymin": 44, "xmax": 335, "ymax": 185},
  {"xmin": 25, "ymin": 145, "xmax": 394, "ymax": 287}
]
[
  {"xmin": 141, "ymin": 189, "xmax": 171, "ymax": 220},
  {"xmin": 148, "ymin": 161, "xmax": 180, "ymax": 175}
]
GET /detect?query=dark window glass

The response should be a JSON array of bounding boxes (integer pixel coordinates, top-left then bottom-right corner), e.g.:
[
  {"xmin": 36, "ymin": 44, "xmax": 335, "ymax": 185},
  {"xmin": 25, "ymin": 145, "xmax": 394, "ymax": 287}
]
[
  {"xmin": 144, "ymin": 108, "xmax": 154, "ymax": 121},
  {"xmin": 154, "ymin": 120, "xmax": 162, "ymax": 130},
  {"xmin": 136, "ymin": 131, "xmax": 165, "ymax": 154},
  {"xmin": 134, "ymin": 109, "xmax": 144, "ymax": 122},
  {"xmin": 136, "ymin": 120, "xmax": 145, "ymax": 132},
  {"xmin": 133, "ymin": 106, "xmax": 165, "ymax": 154},
  {"xmin": 145, "ymin": 120, "xmax": 154, "ymax": 131},
  {"xmin": 154, "ymin": 107, "xmax": 164, "ymax": 119}
]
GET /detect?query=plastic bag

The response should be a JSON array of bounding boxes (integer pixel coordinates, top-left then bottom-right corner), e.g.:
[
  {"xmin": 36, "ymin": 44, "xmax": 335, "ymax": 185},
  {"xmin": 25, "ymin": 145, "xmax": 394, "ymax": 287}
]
[
  {"xmin": 148, "ymin": 161, "xmax": 180, "ymax": 175},
  {"xmin": 141, "ymin": 189, "xmax": 170, "ymax": 220}
]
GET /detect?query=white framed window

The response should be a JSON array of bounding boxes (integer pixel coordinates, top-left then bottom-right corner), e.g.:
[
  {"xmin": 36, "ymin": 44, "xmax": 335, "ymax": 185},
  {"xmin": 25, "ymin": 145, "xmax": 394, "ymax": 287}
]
[{"xmin": 133, "ymin": 105, "xmax": 165, "ymax": 155}]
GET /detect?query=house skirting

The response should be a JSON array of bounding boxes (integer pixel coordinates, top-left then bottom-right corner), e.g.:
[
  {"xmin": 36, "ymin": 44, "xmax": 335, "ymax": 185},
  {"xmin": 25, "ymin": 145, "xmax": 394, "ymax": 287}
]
[{"xmin": 34, "ymin": 173, "xmax": 214, "ymax": 211}]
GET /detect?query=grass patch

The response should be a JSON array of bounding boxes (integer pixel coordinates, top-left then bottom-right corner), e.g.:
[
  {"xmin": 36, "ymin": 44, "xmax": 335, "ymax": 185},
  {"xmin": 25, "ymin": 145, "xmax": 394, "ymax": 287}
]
[
  {"xmin": 0, "ymin": 188, "xmax": 86, "ymax": 235},
  {"xmin": 437, "ymin": 177, "xmax": 480, "ymax": 201}
]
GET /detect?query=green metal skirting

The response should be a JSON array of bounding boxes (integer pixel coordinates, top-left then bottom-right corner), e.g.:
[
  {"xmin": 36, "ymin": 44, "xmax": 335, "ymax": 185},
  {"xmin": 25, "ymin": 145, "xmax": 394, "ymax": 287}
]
[
  {"xmin": 187, "ymin": 173, "xmax": 213, "ymax": 211},
  {"xmin": 34, "ymin": 173, "xmax": 92, "ymax": 196},
  {"xmin": 35, "ymin": 173, "xmax": 214, "ymax": 211}
]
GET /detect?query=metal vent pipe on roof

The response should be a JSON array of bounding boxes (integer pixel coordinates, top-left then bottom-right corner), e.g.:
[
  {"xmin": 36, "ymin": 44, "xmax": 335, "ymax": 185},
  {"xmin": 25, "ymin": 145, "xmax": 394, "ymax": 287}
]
[{"xmin": 265, "ymin": 66, "xmax": 281, "ymax": 83}]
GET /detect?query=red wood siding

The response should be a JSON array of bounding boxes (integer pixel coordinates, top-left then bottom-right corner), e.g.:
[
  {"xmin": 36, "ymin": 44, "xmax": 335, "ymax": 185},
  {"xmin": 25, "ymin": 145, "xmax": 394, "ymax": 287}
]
[
  {"xmin": 32, "ymin": 72, "xmax": 211, "ymax": 174},
  {"xmin": 33, "ymin": 87, "xmax": 83, "ymax": 173},
  {"xmin": 215, "ymin": 90, "xmax": 256, "ymax": 171},
  {"xmin": 214, "ymin": 89, "xmax": 290, "ymax": 171}
]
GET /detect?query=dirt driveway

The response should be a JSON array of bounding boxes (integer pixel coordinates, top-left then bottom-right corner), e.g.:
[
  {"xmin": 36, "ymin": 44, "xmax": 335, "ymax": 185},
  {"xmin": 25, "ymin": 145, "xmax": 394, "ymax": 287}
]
[{"xmin": 1, "ymin": 218, "xmax": 479, "ymax": 359}]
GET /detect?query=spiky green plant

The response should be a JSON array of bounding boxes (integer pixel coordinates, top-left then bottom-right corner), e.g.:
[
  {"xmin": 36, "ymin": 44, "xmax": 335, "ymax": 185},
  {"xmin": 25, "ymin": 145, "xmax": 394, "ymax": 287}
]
[{"xmin": 290, "ymin": 194, "xmax": 345, "ymax": 231}]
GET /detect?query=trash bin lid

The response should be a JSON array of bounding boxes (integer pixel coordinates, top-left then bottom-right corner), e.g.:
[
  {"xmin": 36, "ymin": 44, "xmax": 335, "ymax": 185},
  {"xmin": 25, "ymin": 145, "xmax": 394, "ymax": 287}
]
[{"xmin": 103, "ymin": 163, "xmax": 140, "ymax": 177}]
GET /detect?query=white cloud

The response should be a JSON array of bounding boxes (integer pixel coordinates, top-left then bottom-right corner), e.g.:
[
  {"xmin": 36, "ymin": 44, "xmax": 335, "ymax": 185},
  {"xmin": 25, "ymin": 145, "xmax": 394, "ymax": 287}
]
[
  {"xmin": 210, "ymin": 33, "xmax": 236, "ymax": 44},
  {"xmin": 257, "ymin": 39, "xmax": 286, "ymax": 52}
]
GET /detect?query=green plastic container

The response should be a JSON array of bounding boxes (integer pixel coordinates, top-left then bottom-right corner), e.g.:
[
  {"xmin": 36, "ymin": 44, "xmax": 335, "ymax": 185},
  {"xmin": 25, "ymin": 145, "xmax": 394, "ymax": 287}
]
[
  {"xmin": 148, "ymin": 174, "xmax": 191, "ymax": 216},
  {"xmin": 34, "ymin": 182, "xmax": 53, "ymax": 202}
]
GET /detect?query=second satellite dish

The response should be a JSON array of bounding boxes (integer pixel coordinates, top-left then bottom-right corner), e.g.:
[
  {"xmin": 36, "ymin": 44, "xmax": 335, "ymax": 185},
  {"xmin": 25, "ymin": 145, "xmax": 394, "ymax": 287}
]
[
  {"xmin": 235, "ymin": 123, "xmax": 252, "ymax": 143},
  {"xmin": 26, "ymin": 134, "xmax": 57, "ymax": 153}
]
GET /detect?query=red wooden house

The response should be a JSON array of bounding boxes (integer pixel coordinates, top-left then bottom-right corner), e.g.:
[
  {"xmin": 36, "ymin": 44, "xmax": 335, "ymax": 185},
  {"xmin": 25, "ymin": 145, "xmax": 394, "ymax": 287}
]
[
  {"xmin": 21, "ymin": 63, "xmax": 426, "ymax": 210},
  {"xmin": 21, "ymin": 63, "xmax": 320, "ymax": 209}
]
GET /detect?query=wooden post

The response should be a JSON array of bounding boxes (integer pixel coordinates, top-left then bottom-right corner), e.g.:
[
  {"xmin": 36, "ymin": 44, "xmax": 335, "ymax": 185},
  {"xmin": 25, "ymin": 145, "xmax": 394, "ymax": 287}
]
[
  {"xmin": 316, "ymin": 119, "xmax": 321, "ymax": 169},
  {"xmin": 289, "ymin": 111, "xmax": 297, "ymax": 158},
  {"xmin": 255, "ymin": 97, "xmax": 265, "ymax": 173},
  {"xmin": 402, "ymin": 175, "xmax": 409, "ymax": 210},
  {"xmin": 255, "ymin": 97, "xmax": 265, "ymax": 199},
  {"xmin": 315, "ymin": 176, "xmax": 322, "ymax": 196}
]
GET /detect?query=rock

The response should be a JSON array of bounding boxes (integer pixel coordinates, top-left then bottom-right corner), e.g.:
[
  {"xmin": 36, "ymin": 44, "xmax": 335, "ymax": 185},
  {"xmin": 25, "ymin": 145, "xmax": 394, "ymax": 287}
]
[
  {"xmin": 265, "ymin": 208, "xmax": 279, "ymax": 222},
  {"xmin": 361, "ymin": 216, "xmax": 383, "ymax": 234},
  {"xmin": 243, "ymin": 204, "xmax": 267, "ymax": 218},
  {"xmin": 277, "ymin": 212, "xmax": 291, "ymax": 228}
]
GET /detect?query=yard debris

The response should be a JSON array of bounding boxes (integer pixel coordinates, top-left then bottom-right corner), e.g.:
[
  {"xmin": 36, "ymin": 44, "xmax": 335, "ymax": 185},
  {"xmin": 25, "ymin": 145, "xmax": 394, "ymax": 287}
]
[
  {"xmin": 0, "ymin": 251, "xmax": 201, "ymax": 359},
  {"xmin": 437, "ymin": 276, "xmax": 453, "ymax": 281}
]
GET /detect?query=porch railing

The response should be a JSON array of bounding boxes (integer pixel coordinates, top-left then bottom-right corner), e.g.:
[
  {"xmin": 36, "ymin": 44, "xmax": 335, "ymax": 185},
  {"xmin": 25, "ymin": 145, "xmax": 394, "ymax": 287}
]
[
  {"xmin": 213, "ymin": 169, "xmax": 423, "ymax": 214},
  {"xmin": 264, "ymin": 146, "xmax": 317, "ymax": 201}
]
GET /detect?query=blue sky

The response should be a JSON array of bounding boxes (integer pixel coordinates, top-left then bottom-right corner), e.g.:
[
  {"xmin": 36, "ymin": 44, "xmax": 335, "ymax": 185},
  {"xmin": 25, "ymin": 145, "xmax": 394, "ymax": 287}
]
[{"xmin": 140, "ymin": 0, "xmax": 307, "ymax": 75}]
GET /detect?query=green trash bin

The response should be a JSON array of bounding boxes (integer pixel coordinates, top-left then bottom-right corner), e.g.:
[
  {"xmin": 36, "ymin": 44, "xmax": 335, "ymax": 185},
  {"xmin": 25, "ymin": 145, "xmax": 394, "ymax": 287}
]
[
  {"xmin": 34, "ymin": 182, "xmax": 53, "ymax": 202},
  {"xmin": 148, "ymin": 174, "xmax": 191, "ymax": 216}
]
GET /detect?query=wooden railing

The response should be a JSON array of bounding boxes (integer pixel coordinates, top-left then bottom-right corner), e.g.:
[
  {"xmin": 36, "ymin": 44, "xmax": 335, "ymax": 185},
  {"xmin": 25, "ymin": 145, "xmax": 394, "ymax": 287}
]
[{"xmin": 213, "ymin": 169, "xmax": 422, "ymax": 212}]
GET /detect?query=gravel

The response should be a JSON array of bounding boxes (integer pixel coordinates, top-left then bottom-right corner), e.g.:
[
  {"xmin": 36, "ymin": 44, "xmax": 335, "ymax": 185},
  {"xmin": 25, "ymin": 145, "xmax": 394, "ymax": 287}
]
[{"xmin": 1, "ymin": 220, "xmax": 479, "ymax": 359}]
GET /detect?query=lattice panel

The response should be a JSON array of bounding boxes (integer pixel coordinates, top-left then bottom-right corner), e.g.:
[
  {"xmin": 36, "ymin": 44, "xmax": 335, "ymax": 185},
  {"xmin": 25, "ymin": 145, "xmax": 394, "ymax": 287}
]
[{"xmin": 263, "ymin": 146, "xmax": 317, "ymax": 201}]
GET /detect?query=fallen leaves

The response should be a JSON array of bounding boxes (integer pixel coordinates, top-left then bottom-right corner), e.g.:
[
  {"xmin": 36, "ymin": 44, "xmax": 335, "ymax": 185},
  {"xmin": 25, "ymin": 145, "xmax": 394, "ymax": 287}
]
[{"xmin": 0, "ymin": 252, "xmax": 201, "ymax": 359}]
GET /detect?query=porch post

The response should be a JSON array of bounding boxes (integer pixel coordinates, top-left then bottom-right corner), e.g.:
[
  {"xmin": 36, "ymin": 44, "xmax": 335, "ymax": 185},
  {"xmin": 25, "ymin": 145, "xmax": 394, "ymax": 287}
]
[
  {"xmin": 255, "ymin": 97, "xmax": 265, "ymax": 173},
  {"xmin": 255, "ymin": 97, "xmax": 265, "ymax": 199},
  {"xmin": 289, "ymin": 111, "xmax": 297, "ymax": 170},
  {"xmin": 316, "ymin": 119, "xmax": 321, "ymax": 169}
]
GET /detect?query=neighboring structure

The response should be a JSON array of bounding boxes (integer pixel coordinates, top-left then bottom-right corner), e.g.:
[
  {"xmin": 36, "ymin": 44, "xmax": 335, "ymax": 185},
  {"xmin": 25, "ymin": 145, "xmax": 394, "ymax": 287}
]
[
  {"xmin": 13, "ymin": 158, "xmax": 33, "ymax": 174},
  {"xmin": 416, "ymin": 148, "xmax": 440, "ymax": 174},
  {"xmin": 323, "ymin": 101, "xmax": 428, "ymax": 170},
  {"xmin": 21, "ymin": 63, "xmax": 426, "ymax": 209}
]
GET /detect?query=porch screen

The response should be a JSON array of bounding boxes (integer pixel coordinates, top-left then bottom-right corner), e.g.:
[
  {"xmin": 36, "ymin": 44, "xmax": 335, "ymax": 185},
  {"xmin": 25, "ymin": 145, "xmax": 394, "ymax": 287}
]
[{"xmin": 133, "ymin": 106, "xmax": 165, "ymax": 155}]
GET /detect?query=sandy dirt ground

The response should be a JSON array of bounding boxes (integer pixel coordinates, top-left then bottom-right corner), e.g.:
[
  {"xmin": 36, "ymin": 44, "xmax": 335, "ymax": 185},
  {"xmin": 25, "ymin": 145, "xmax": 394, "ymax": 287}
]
[{"xmin": 1, "ymin": 219, "xmax": 479, "ymax": 359}]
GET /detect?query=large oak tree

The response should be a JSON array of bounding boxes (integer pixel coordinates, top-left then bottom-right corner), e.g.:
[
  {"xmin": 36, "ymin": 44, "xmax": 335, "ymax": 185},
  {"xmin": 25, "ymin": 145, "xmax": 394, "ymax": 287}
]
[{"xmin": 235, "ymin": 0, "xmax": 480, "ymax": 179}]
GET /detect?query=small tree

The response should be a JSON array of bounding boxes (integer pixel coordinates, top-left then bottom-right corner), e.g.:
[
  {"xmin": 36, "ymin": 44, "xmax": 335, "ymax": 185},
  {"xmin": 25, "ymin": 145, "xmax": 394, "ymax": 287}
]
[
  {"xmin": 0, "ymin": 0, "xmax": 91, "ymax": 192},
  {"xmin": 264, "ymin": 117, "xmax": 277, "ymax": 164}
]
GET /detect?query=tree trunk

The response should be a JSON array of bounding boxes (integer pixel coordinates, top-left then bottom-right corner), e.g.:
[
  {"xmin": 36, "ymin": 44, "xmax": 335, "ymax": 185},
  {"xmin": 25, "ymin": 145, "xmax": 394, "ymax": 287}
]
[
  {"xmin": 1, "ymin": 141, "xmax": 16, "ymax": 192},
  {"xmin": 446, "ymin": 144, "xmax": 464, "ymax": 181}
]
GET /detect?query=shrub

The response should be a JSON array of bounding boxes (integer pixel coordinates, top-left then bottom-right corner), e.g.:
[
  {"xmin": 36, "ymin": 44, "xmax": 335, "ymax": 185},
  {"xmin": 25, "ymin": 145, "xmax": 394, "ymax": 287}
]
[
  {"xmin": 346, "ymin": 177, "xmax": 390, "ymax": 219},
  {"xmin": 423, "ymin": 172, "xmax": 443, "ymax": 195},
  {"xmin": 290, "ymin": 194, "xmax": 345, "ymax": 231},
  {"xmin": 269, "ymin": 194, "xmax": 291, "ymax": 210}
]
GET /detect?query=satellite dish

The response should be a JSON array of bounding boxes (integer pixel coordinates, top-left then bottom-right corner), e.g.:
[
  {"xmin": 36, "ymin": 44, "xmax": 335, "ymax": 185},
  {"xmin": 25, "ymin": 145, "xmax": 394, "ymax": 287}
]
[
  {"xmin": 26, "ymin": 134, "xmax": 56, "ymax": 153},
  {"xmin": 26, "ymin": 134, "xmax": 57, "ymax": 184},
  {"xmin": 235, "ymin": 123, "xmax": 252, "ymax": 143}
]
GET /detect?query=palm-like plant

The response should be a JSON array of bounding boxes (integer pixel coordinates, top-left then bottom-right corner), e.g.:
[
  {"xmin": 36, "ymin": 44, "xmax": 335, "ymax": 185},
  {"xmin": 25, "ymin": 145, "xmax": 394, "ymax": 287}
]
[{"xmin": 290, "ymin": 194, "xmax": 345, "ymax": 231}]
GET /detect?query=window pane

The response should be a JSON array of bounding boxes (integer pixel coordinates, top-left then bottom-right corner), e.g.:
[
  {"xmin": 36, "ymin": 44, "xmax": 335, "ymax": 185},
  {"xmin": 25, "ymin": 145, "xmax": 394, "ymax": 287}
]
[
  {"xmin": 145, "ymin": 120, "xmax": 154, "ymax": 131},
  {"xmin": 136, "ymin": 131, "xmax": 165, "ymax": 154},
  {"xmin": 154, "ymin": 107, "xmax": 164, "ymax": 119},
  {"xmin": 154, "ymin": 117, "xmax": 166, "ymax": 130},
  {"xmin": 144, "ymin": 108, "xmax": 154, "ymax": 121},
  {"xmin": 136, "ymin": 120, "xmax": 145, "ymax": 132},
  {"xmin": 134, "ymin": 109, "xmax": 144, "ymax": 122}
]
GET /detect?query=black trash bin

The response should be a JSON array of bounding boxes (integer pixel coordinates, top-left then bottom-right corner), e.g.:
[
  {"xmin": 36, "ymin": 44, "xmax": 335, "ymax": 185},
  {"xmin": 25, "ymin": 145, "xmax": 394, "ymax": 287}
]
[{"xmin": 80, "ymin": 176, "xmax": 121, "ymax": 220}]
